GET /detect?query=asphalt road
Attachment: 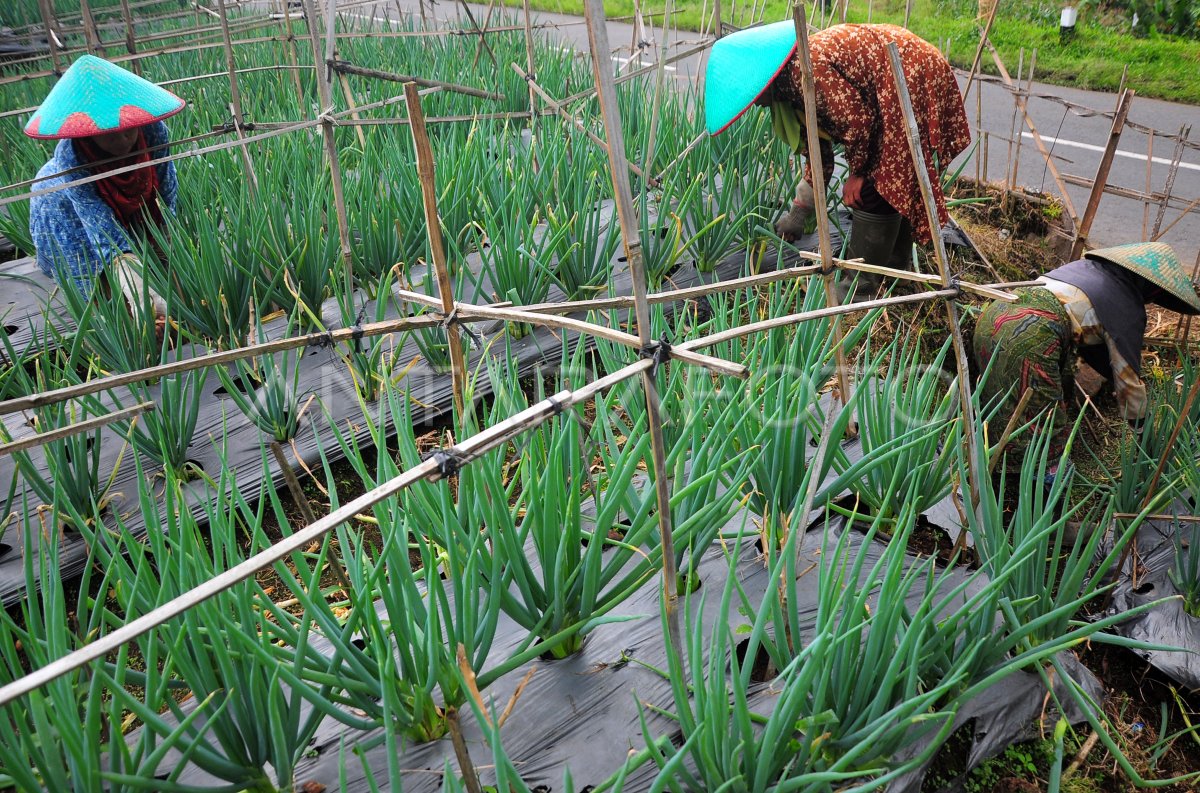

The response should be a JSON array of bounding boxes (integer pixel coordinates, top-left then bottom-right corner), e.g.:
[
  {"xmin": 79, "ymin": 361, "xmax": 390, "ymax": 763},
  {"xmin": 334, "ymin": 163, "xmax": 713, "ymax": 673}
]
[{"xmin": 368, "ymin": 0, "xmax": 1200, "ymax": 265}]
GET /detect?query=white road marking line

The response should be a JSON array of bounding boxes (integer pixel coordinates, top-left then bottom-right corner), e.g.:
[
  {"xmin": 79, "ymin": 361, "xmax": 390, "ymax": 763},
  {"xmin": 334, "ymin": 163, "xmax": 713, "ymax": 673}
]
[
  {"xmin": 612, "ymin": 54, "xmax": 676, "ymax": 71},
  {"xmin": 1022, "ymin": 132, "xmax": 1200, "ymax": 172}
]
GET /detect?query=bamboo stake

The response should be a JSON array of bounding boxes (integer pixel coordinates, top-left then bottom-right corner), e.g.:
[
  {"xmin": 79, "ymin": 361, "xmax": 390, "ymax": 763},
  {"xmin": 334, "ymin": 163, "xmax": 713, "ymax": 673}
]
[
  {"xmin": 80, "ymin": 0, "xmax": 107, "ymax": 56},
  {"xmin": 680, "ymin": 289, "xmax": 955, "ymax": 351},
  {"xmin": 986, "ymin": 39, "xmax": 1078, "ymax": 223},
  {"xmin": 1007, "ymin": 47, "xmax": 1034, "ymax": 197},
  {"xmin": 218, "ymin": 0, "xmax": 261, "ymax": 198},
  {"xmin": 0, "ymin": 262, "xmax": 974, "ymax": 417},
  {"xmin": 454, "ymin": 0, "xmax": 498, "ymax": 68},
  {"xmin": 1070, "ymin": 87, "xmax": 1133, "ymax": 259},
  {"xmin": 641, "ymin": 0, "xmax": 674, "ymax": 182},
  {"xmin": 472, "ymin": 0, "xmax": 499, "ymax": 68},
  {"xmin": 974, "ymin": 67, "xmax": 983, "ymax": 185},
  {"xmin": 584, "ymin": 0, "xmax": 683, "ymax": 672},
  {"xmin": 0, "ymin": 402, "xmax": 154, "ymax": 457},
  {"xmin": 330, "ymin": 59, "xmax": 505, "ymax": 101},
  {"xmin": 714, "ymin": 0, "xmax": 724, "ymax": 37},
  {"xmin": 279, "ymin": 0, "xmax": 307, "ymax": 103},
  {"xmin": 1002, "ymin": 47, "xmax": 1023, "ymax": 210},
  {"xmin": 1108, "ymin": 371, "xmax": 1200, "ymax": 602},
  {"xmin": 3, "ymin": 117, "xmax": 327, "ymax": 209},
  {"xmin": 0, "ymin": 315, "xmax": 436, "ymax": 416},
  {"xmin": 404, "ymin": 82, "xmax": 470, "ymax": 418},
  {"xmin": 513, "ymin": 65, "xmax": 649, "ymax": 184},
  {"xmin": 521, "ymin": 0, "xmax": 539, "ymax": 137},
  {"xmin": 0, "ymin": 359, "xmax": 658, "ymax": 709},
  {"xmin": 1177, "ymin": 250, "xmax": 1200, "ymax": 345},
  {"xmin": 447, "ymin": 707, "xmax": 483, "ymax": 793},
  {"xmin": 35, "ymin": 0, "xmax": 62, "ymax": 75},
  {"xmin": 1151, "ymin": 125, "xmax": 1189, "ymax": 241},
  {"xmin": 337, "ymin": 73, "xmax": 369, "ymax": 148},
  {"xmin": 300, "ymin": 0, "xmax": 355, "ymax": 300},
  {"xmin": 390, "ymin": 292, "xmax": 748, "ymax": 378},
  {"xmin": 1143, "ymin": 130, "xmax": 1154, "ymax": 240},
  {"xmin": 904, "ymin": 0, "xmax": 913, "ymax": 27},
  {"xmin": 886, "ymin": 41, "xmax": 982, "ymax": 516},
  {"xmin": 792, "ymin": 2, "xmax": 853, "ymax": 408},
  {"xmin": 556, "ymin": 40, "xmax": 714, "ymax": 108},
  {"xmin": 118, "ymin": 0, "xmax": 140, "ymax": 73}
]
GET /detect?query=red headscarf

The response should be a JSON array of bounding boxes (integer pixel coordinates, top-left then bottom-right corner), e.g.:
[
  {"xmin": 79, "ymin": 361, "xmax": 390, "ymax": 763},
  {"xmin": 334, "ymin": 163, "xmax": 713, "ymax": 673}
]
[{"xmin": 73, "ymin": 129, "xmax": 165, "ymax": 232}]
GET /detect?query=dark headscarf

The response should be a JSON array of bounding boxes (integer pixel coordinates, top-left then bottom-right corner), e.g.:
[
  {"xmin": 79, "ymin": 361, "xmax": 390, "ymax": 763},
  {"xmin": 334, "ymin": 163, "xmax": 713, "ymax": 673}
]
[{"xmin": 1044, "ymin": 258, "xmax": 1150, "ymax": 376}]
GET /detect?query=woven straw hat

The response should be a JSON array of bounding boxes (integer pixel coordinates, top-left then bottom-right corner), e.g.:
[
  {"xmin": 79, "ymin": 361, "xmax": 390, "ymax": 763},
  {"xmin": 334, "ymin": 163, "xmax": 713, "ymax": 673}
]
[
  {"xmin": 24, "ymin": 54, "xmax": 185, "ymax": 139},
  {"xmin": 1085, "ymin": 242, "xmax": 1200, "ymax": 316},
  {"xmin": 704, "ymin": 20, "xmax": 797, "ymax": 136}
]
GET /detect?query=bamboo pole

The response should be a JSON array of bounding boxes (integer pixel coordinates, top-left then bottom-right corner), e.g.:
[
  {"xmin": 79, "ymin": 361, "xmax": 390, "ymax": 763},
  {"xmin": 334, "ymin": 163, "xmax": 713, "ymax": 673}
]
[
  {"xmin": 1151, "ymin": 125, "xmax": 1190, "ymax": 241},
  {"xmin": 1143, "ymin": 130, "xmax": 1154, "ymax": 240},
  {"xmin": 1070, "ymin": 88, "xmax": 1133, "ymax": 259},
  {"xmin": 885, "ymin": 42, "xmax": 983, "ymax": 516},
  {"xmin": 792, "ymin": 2, "xmax": 853, "ymax": 408},
  {"xmin": 2, "ymin": 118, "xmax": 326, "ymax": 209},
  {"xmin": 118, "ymin": 0, "xmax": 140, "ymax": 73},
  {"xmin": 300, "ymin": 0, "xmax": 355, "ymax": 300},
  {"xmin": 641, "ymin": 0, "xmax": 673, "ymax": 183},
  {"xmin": 404, "ymin": 82, "xmax": 470, "ymax": 418},
  {"xmin": 337, "ymin": 73, "xmax": 369, "ymax": 148},
  {"xmin": 680, "ymin": 290, "xmax": 955, "ymax": 351},
  {"xmin": 218, "ymin": 0, "xmax": 261, "ymax": 198},
  {"xmin": 583, "ymin": 0, "xmax": 683, "ymax": 671},
  {"xmin": 278, "ymin": 0, "xmax": 307, "ymax": 103},
  {"xmin": 1107, "ymin": 371, "xmax": 1200, "ymax": 602},
  {"xmin": 270, "ymin": 439, "xmax": 352, "ymax": 591},
  {"xmin": 329, "ymin": 59, "xmax": 504, "ymax": 101},
  {"xmin": 0, "ymin": 257, "xmax": 987, "ymax": 417},
  {"xmin": 0, "ymin": 359, "xmax": 658, "ymax": 709},
  {"xmin": 1007, "ymin": 47, "xmax": 1034, "ymax": 197},
  {"xmin": 0, "ymin": 315, "xmax": 434, "ymax": 416},
  {"xmin": 35, "ymin": 0, "xmax": 62, "ymax": 75},
  {"xmin": 513, "ymin": 64, "xmax": 649, "ymax": 184},
  {"xmin": 985, "ymin": 39, "xmax": 1078, "ymax": 224},
  {"xmin": 390, "ymin": 292, "xmax": 748, "ymax": 378},
  {"xmin": 454, "ymin": 0, "xmax": 498, "ymax": 67},
  {"xmin": 521, "ymin": 0, "xmax": 539, "ymax": 138},
  {"xmin": 1002, "ymin": 47, "xmax": 1024, "ymax": 209},
  {"xmin": 79, "ymin": 0, "xmax": 107, "ymax": 56},
  {"xmin": 0, "ymin": 402, "xmax": 154, "ymax": 457},
  {"xmin": 974, "ymin": 67, "xmax": 982, "ymax": 185}
]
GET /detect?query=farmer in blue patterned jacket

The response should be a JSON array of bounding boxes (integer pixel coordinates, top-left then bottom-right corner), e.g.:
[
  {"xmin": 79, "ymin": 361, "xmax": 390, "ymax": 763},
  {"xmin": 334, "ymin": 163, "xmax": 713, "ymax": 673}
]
[{"xmin": 25, "ymin": 55, "xmax": 186, "ymax": 335}]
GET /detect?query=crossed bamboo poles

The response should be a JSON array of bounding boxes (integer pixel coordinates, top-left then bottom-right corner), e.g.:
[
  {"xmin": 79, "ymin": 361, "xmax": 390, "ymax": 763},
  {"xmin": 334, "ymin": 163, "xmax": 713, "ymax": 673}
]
[{"xmin": 0, "ymin": 0, "xmax": 1023, "ymax": 716}]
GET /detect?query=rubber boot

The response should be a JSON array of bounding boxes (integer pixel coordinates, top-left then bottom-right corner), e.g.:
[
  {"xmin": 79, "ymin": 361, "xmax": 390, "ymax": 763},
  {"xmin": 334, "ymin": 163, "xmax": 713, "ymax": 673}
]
[{"xmin": 841, "ymin": 208, "xmax": 903, "ymax": 302}]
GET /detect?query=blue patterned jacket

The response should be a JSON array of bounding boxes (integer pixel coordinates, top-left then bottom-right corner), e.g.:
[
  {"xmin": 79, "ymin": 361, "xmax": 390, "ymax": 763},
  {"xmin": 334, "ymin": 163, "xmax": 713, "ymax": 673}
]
[{"xmin": 29, "ymin": 121, "xmax": 177, "ymax": 296}]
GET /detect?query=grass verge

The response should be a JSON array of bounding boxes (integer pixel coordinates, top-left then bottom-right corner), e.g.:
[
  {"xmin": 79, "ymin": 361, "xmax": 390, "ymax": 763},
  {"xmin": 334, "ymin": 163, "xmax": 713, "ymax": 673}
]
[{"xmin": 506, "ymin": 0, "xmax": 1200, "ymax": 104}]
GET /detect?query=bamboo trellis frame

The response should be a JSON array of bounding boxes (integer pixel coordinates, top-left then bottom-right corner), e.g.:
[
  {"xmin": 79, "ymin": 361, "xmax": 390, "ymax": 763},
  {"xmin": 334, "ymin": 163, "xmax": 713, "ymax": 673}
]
[{"xmin": 0, "ymin": 0, "xmax": 1135, "ymax": 723}]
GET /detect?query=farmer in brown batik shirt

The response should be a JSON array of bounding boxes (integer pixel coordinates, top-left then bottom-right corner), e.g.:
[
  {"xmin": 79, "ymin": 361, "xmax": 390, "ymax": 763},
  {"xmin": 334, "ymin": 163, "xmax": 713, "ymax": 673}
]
[{"xmin": 705, "ymin": 22, "xmax": 971, "ymax": 299}]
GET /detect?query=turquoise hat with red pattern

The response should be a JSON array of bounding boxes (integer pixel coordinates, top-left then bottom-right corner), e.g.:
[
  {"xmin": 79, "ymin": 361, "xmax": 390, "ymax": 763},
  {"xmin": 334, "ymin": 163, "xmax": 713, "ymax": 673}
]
[
  {"xmin": 24, "ymin": 54, "xmax": 185, "ymax": 139},
  {"xmin": 704, "ymin": 20, "xmax": 797, "ymax": 136}
]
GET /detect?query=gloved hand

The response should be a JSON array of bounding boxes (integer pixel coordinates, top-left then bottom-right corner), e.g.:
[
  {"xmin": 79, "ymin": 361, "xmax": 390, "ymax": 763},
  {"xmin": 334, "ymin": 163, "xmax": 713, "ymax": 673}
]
[
  {"xmin": 111, "ymin": 253, "xmax": 168, "ymax": 342},
  {"xmin": 774, "ymin": 181, "xmax": 815, "ymax": 241}
]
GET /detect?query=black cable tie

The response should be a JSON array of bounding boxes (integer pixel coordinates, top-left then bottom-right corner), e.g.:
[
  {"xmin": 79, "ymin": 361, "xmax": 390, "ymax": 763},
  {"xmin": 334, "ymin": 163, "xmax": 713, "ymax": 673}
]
[
  {"xmin": 425, "ymin": 447, "xmax": 464, "ymax": 478},
  {"xmin": 639, "ymin": 335, "xmax": 673, "ymax": 376},
  {"xmin": 350, "ymin": 324, "xmax": 365, "ymax": 353},
  {"xmin": 546, "ymin": 394, "xmax": 565, "ymax": 416},
  {"xmin": 949, "ymin": 278, "xmax": 963, "ymax": 298}
]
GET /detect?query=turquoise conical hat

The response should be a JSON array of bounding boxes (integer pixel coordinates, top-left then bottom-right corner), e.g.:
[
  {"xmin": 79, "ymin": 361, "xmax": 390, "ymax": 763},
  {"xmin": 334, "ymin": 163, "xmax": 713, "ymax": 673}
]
[
  {"xmin": 1086, "ymin": 242, "xmax": 1200, "ymax": 315},
  {"xmin": 24, "ymin": 54, "xmax": 185, "ymax": 139},
  {"xmin": 704, "ymin": 20, "xmax": 797, "ymax": 136}
]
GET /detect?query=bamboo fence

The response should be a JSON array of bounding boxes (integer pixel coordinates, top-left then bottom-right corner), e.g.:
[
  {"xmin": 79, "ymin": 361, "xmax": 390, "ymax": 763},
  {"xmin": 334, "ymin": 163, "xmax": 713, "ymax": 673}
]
[{"xmin": 1, "ymin": 0, "xmax": 1197, "ymax": 724}]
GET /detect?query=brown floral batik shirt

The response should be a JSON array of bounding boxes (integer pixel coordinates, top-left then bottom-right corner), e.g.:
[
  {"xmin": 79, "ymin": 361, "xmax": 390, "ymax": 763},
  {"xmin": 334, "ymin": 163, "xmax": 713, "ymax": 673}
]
[{"xmin": 773, "ymin": 24, "xmax": 971, "ymax": 244}]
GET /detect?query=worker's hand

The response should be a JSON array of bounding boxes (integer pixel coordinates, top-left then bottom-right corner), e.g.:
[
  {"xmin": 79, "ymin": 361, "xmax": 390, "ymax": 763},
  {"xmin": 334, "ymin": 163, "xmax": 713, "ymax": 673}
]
[
  {"xmin": 775, "ymin": 181, "xmax": 816, "ymax": 242},
  {"xmin": 842, "ymin": 173, "xmax": 867, "ymax": 209}
]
